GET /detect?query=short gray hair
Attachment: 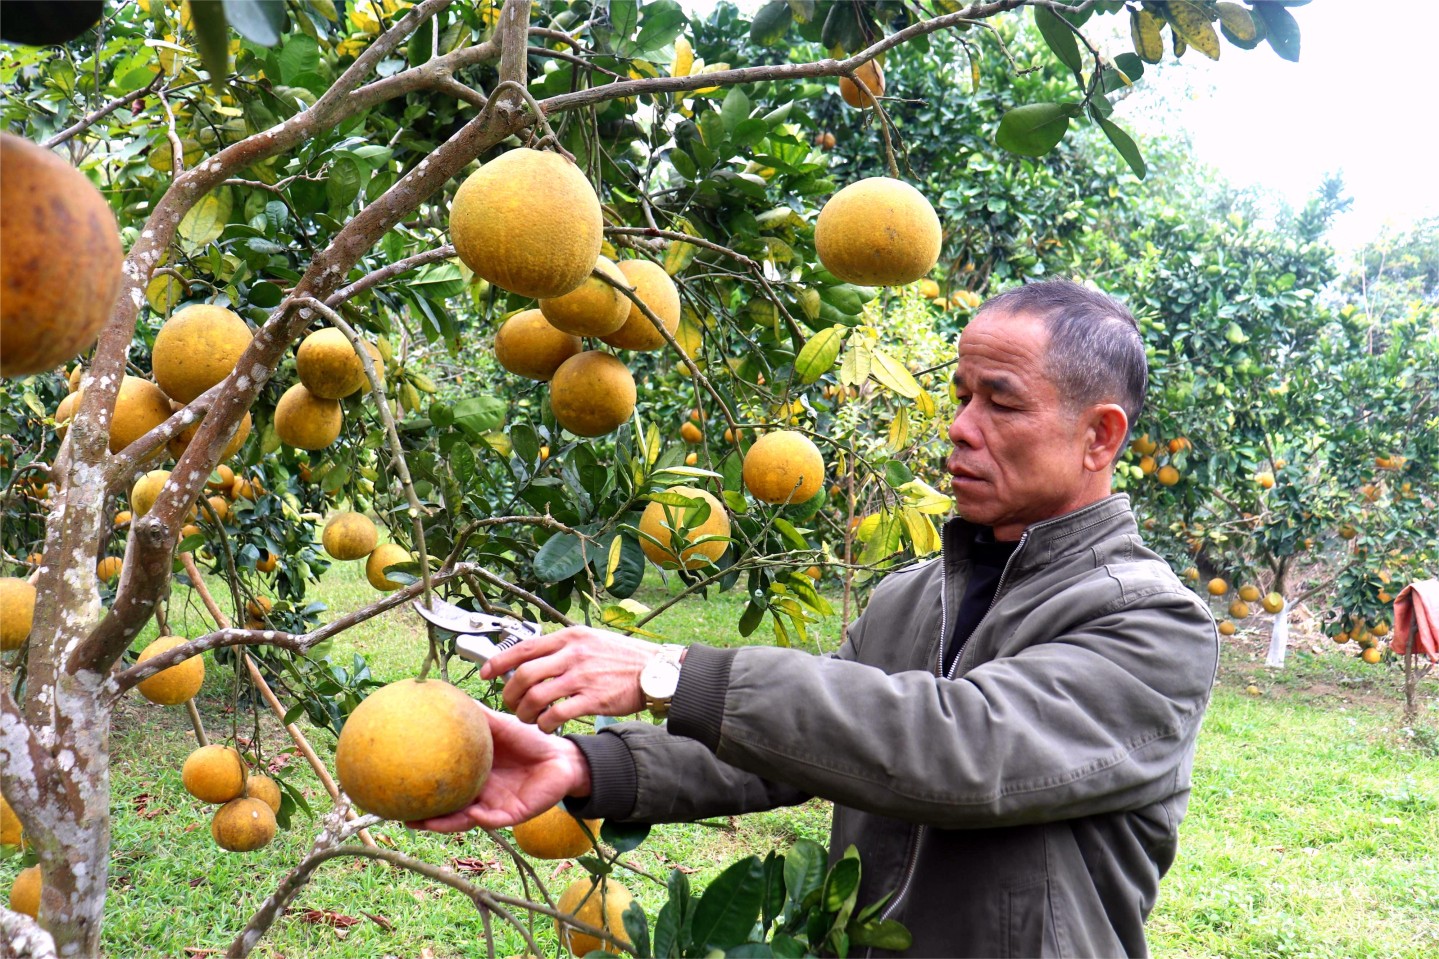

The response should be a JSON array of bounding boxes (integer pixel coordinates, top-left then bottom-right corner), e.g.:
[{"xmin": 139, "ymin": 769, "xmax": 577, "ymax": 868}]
[{"xmin": 978, "ymin": 279, "xmax": 1147, "ymax": 438}]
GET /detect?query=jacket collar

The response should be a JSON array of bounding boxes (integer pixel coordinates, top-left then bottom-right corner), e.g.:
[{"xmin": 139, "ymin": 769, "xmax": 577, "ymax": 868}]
[{"xmin": 942, "ymin": 494, "xmax": 1138, "ymax": 573}]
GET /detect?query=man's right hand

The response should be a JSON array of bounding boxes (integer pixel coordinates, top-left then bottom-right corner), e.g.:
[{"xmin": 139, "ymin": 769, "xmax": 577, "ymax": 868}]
[{"xmin": 405, "ymin": 705, "xmax": 591, "ymax": 834}]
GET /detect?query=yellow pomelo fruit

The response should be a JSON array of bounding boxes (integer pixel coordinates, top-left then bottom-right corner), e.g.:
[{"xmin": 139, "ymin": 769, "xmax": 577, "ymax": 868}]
[
  {"xmin": 231, "ymin": 475, "xmax": 263, "ymax": 501},
  {"xmin": 494, "ymin": 309, "xmax": 583, "ymax": 382},
  {"xmin": 96, "ymin": 556, "xmax": 123, "ymax": 583},
  {"xmin": 549, "ymin": 351, "xmax": 636, "ymax": 438},
  {"xmin": 180, "ymin": 523, "xmax": 202, "ymax": 540},
  {"xmin": 1261, "ymin": 592, "xmax": 1285, "ymax": 614},
  {"xmin": 335, "ymin": 678, "xmax": 493, "ymax": 821},
  {"xmin": 135, "ymin": 635, "xmax": 205, "ymax": 705},
  {"xmin": 1156, "ymin": 465, "xmax": 1180, "ymax": 486},
  {"xmin": 743, "ymin": 431, "xmax": 825, "ymax": 505},
  {"xmin": 244, "ymin": 774, "xmax": 282, "ymax": 815},
  {"xmin": 1228, "ymin": 600, "xmax": 1251, "ymax": 619},
  {"xmin": 207, "ymin": 464, "xmax": 235, "ymax": 491},
  {"xmin": 322, "ymin": 512, "xmax": 379, "ymax": 561},
  {"xmin": 256, "ymin": 550, "xmax": 278, "ymax": 573},
  {"xmin": 9, "ymin": 865, "xmax": 41, "ymax": 919},
  {"xmin": 168, "ymin": 409, "xmax": 251, "ymax": 461},
  {"xmin": 152, "ymin": 304, "xmax": 253, "ymax": 403},
  {"xmin": 245, "ymin": 596, "xmax": 272, "ymax": 620},
  {"xmin": 539, "ymin": 255, "xmax": 631, "ymax": 337},
  {"xmin": 815, "ymin": 177, "xmax": 940, "ymax": 287},
  {"xmin": 684, "ymin": 452, "xmax": 698, "ymax": 466},
  {"xmin": 182, "ymin": 745, "xmax": 246, "ymax": 804},
  {"xmin": 296, "ymin": 328, "xmax": 383, "ymax": 399},
  {"xmin": 109, "ymin": 376, "xmax": 174, "ymax": 453},
  {"xmin": 114, "ymin": 510, "xmax": 132, "ymax": 527},
  {"xmin": 54, "ymin": 390, "xmax": 81, "ymax": 433},
  {"xmin": 450, "ymin": 148, "xmax": 603, "ymax": 299},
  {"xmin": 1, "ymin": 792, "xmax": 22, "ymax": 849},
  {"xmin": 204, "ymin": 495, "xmax": 230, "ymax": 523},
  {"xmin": 68, "ymin": 364, "xmax": 84, "ymax": 392},
  {"xmin": 0, "ymin": 133, "xmax": 123, "ymax": 378},
  {"xmin": 839, "ymin": 58, "xmax": 884, "ymax": 108},
  {"xmin": 512, "ymin": 805, "xmax": 600, "ymax": 860},
  {"xmin": 918, "ymin": 278, "xmax": 940, "ymax": 299},
  {"xmin": 130, "ymin": 469, "xmax": 171, "ymax": 517},
  {"xmin": 680, "ymin": 421, "xmax": 702, "ymax": 444},
  {"xmin": 1361, "ymin": 647, "xmax": 1382, "ymax": 664},
  {"xmin": 365, "ymin": 542, "xmax": 411, "ymax": 591},
  {"xmin": 598, "ymin": 260, "xmax": 681, "ymax": 352},
  {"xmin": 1238, "ymin": 584, "xmax": 1261, "ymax": 603},
  {"xmin": 274, "ymin": 383, "xmax": 342, "ymax": 450},
  {"xmin": 1, "ymin": 577, "xmax": 37, "ymax": 651},
  {"xmin": 1206, "ymin": 578, "xmax": 1228, "ymax": 596},
  {"xmin": 639, "ymin": 487, "xmax": 730, "ymax": 570},
  {"xmin": 211, "ymin": 797, "xmax": 277, "ymax": 852},
  {"xmin": 1217, "ymin": 620, "xmax": 1236, "ymax": 636},
  {"xmin": 555, "ymin": 877, "xmax": 634, "ymax": 956}
]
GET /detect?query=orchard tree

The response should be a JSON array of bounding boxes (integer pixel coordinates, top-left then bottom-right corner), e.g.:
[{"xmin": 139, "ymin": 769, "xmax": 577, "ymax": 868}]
[{"xmin": 0, "ymin": 1, "xmax": 1309, "ymax": 955}]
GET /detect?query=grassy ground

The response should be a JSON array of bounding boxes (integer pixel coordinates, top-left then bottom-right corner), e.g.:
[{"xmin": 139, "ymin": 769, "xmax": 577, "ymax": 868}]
[{"xmin": 4, "ymin": 559, "xmax": 1437, "ymax": 957}]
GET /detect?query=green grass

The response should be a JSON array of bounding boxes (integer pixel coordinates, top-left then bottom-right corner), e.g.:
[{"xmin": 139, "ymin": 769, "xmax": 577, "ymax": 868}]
[{"xmin": 4, "ymin": 563, "xmax": 1437, "ymax": 957}]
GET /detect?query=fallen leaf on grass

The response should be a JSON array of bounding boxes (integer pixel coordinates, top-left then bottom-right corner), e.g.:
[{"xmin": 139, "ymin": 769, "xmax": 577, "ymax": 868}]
[
  {"xmin": 132, "ymin": 793, "xmax": 167, "ymax": 819},
  {"xmin": 188, "ymin": 876, "xmax": 207, "ymax": 888},
  {"xmin": 298, "ymin": 908, "xmax": 363, "ymax": 928},
  {"xmin": 450, "ymin": 856, "xmax": 501, "ymax": 874},
  {"xmin": 363, "ymin": 911, "xmax": 394, "ymax": 931},
  {"xmin": 183, "ymin": 949, "xmax": 222, "ymax": 956}
]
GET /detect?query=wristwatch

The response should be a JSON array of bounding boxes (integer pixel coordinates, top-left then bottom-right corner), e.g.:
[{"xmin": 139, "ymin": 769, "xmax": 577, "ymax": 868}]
[{"xmin": 639, "ymin": 644, "xmax": 687, "ymax": 719}]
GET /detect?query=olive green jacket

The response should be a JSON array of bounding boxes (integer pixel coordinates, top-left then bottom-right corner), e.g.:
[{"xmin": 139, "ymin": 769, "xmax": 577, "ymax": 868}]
[{"xmin": 569, "ymin": 495, "xmax": 1218, "ymax": 957}]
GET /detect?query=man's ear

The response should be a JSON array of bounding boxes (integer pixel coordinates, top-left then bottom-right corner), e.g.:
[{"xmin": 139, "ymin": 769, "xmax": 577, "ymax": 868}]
[{"xmin": 1083, "ymin": 403, "xmax": 1130, "ymax": 473}]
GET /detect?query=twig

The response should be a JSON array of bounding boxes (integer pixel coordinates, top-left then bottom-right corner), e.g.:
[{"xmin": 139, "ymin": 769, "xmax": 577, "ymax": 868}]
[
  {"xmin": 325, "ymin": 245, "xmax": 457, "ymax": 307},
  {"xmin": 41, "ymin": 73, "xmax": 163, "ymax": 149}
]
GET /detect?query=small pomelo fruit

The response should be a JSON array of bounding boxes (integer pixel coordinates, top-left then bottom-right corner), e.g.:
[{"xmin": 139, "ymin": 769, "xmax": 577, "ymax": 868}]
[
  {"xmin": 639, "ymin": 487, "xmax": 729, "ymax": 570},
  {"xmin": 555, "ymin": 877, "xmax": 634, "ymax": 956},
  {"xmin": 839, "ymin": 59, "xmax": 884, "ymax": 108},
  {"xmin": 130, "ymin": 469, "xmax": 171, "ymax": 517},
  {"xmin": 244, "ymin": 774, "xmax": 282, "ymax": 815},
  {"xmin": 8, "ymin": 864, "xmax": 41, "ymax": 919},
  {"xmin": 335, "ymin": 678, "xmax": 493, "ymax": 821},
  {"xmin": 494, "ymin": 309, "xmax": 583, "ymax": 382},
  {"xmin": 512, "ymin": 805, "xmax": 601, "ymax": 860},
  {"xmin": 211, "ymin": 796, "xmax": 277, "ymax": 852},
  {"xmin": 274, "ymin": 383, "xmax": 342, "ymax": 450},
  {"xmin": 743, "ymin": 431, "xmax": 825, "ymax": 505},
  {"xmin": 296, "ymin": 328, "xmax": 383, "ymax": 399},
  {"xmin": 322, "ymin": 512, "xmax": 379, "ymax": 561},
  {"xmin": 450, "ymin": 148, "xmax": 603, "ymax": 299},
  {"xmin": 151, "ymin": 304, "xmax": 253, "ymax": 403},
  {"xmin": 1, "ymin": 577, "xmax": 37, "ymax": 651},
  {"xmin": 182, "ymin": 745, "xmax": 246, "ymax": 804},
  {"xmin": 815, "ymin": 177, "xmax": 940, "ymax": 287},
  {"xmin": 365, "ymin": 542, "xmax": 411, "ymax": 591},
  {"xmin": 539, "ymin": 255, "xmax": 631, "ymax": 337},
  {"xmin": 598, "ymin": 260, "xmax": 680, "ymax": 352},
  {"xmin": 549, "ymin": 351, "xmax": 636, "ymax": 437},
  {"xmin": 135, "ymin": 635, "xmax": 205, "ymax": 705}
]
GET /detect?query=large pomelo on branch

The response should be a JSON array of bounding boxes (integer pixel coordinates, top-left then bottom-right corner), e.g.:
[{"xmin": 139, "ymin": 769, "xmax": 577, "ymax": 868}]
[
  {"xmin": 182, "ymin": 745, "xmax": 246, "ymax": 804},
  {"xmin": 134, "ymin": 635, "xmax": 205, "ymax": 705},
  {"xmin": 815, "ymin": 177, "xmax": 941, "ymax": 287},
  {"xmin": 274, "ymin": 382, "xmax": 342, "ymax": 450},
  {"xmin": 8, "ymin": 865, "xmax": 41, "ymax": 919},
  {"xmin": 494, "ymin": 309, "xmax": 582, "ymax": 381},
  {"xmin": 839, "ymin": 59, "xmax": 885, "ymax": 109},
  {"xmin": 168, "ymin": 408, "xmax": 251, "ymax": 461},
  {"xmin": 296, "ymin": 327, "xmax": 383, "ymax": 399},
  {"xmin": 130, "ymin": 468, "xmax": 172, "ymax": 517},
  {"xmin": 108, "ymin": 375, "xmax": 174, "ymax": 453},
  {"xmin": 539, "ymin": 255, "xmax": 631, "ymax": 337},
  {"xmin": 335, "ymin": 678, "xmax": 493, "ymax": 822},
  {"xmin": 639, "ymin": 487, "xmax": 730, "ymax": 570},
  {"xmin": 743, "ymin": 431, "xmax": 826, "ymax": 505},
  {"xmin": 449, "ymin": 148, "xmax": 603, "ymax": 299},
  {"xmin": 151, "ymin": 304, "xmax": 253, "ymax": 403},
  {"xmin": 322, "ymin": 511, "xmax": 379, "ymax": 561},
  {"xmin": 211, "ymin": 797, "xmax": 277, "ymax": 852},
  {"xmin": 0, "ymin": 133, "xmax": 123, "ymax": 378},
  {"xmin": 548, "ymin": 351, "xmax": 636, "ymax": 437},
  {"xmin": 512, "ymin": 805, "xmax": 601, "ymax": 860},
  {"xmin": 598, "ymin": 259, "xmax": 681, "ymax": 352},
  {"xmin": 0, "ymin": 577, "xmax": 37, "ymax": 651},
  {"xmin": 364, "ymin": 542, "xmax": 412, "ymax": 591},
  {"xmin": 555, "ymin": 877, "xmax": 634, "ymax": 956}
]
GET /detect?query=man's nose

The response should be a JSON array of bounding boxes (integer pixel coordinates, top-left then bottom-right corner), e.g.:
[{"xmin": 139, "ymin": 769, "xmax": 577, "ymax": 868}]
[{"xmin": 948, "ymin": 403, "xmax": 978, "ymax": 449}]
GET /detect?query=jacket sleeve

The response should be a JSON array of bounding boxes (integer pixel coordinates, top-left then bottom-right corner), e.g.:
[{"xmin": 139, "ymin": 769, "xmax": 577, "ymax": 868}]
[
  {"xmin": 562, "ymin": 617, "xmax": 872, "ymax": 823},
  {"xmin": 664, "ymin": 584, "xmax": 1217, "ymax": 830}
]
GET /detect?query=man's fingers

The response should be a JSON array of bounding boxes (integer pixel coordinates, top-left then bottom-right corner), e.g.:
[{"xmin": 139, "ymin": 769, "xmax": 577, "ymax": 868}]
[{"xmin": 482, "ymin": 631, "xmax": 565, "ymax": 680}]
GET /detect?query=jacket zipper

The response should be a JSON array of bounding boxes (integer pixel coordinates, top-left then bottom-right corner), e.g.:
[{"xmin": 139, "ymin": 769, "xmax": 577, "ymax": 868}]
[{"xmin": 873, "ymin": 527, "xmax": 1031, "ymax": 946}]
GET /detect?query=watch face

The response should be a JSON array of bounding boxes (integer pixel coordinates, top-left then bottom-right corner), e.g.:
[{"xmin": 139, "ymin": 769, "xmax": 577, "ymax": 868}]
[{"xmin": 640, "ymin": 659, "xmax": 680, "ymax": 699}]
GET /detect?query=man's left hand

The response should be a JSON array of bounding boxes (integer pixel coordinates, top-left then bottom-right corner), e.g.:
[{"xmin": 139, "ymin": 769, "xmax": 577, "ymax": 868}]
[{"xmin": 481, "ymin": 625, "xmax": 662, "ymax": 732}]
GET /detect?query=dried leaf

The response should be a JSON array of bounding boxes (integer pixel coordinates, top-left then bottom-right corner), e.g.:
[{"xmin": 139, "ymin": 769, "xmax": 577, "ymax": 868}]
[
  {"xmin": 298, "ymin": 908, "xmax": 363, "ymax": 928},
  {"xmin": 363, "ymin": 912, "xmax": 395, "ymax": 932},
  {"xmin": 449, "ymin": 856, "xmax": 501, "ymax": 874}
]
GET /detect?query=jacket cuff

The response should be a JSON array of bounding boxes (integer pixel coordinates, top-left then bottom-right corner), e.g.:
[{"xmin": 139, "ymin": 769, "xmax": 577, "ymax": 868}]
[
  {"xmin": 666, "ymin": 643, "xmax": 737, "ymax": 751},
  {"xmin": 561, "ymin": 732, "xmax": 637, "ymax": 821}
]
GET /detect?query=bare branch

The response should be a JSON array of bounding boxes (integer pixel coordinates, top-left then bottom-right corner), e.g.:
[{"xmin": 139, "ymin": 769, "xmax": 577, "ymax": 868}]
[
  {"xmin": 0, "ymin": 910, "xmax": 58, "ymax": 959},
  {"xmin": 326, "ymin": 245, "xmax": 458, "ymax": 307},
  {"xmin": 40, "ymin": 73, "xmax": 162, "ymax": 150}
]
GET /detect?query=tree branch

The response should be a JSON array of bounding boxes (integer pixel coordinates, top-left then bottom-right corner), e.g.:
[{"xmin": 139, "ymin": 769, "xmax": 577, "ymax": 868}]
[{"xmin": 40, "ymin": 73, "xmax": 162, "ymax": 150}]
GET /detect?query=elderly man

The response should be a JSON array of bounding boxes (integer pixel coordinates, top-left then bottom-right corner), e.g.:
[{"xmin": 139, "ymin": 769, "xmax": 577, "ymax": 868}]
[{"xmin": 418, "ymin": 279, "xmax": 1218, "ymax": 958}]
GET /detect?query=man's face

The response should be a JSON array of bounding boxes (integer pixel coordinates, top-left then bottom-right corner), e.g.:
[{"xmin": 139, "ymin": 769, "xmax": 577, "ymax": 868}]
[{"xmin": 945, "ymin": 309, "xmax": 1098, "ymax": 540}]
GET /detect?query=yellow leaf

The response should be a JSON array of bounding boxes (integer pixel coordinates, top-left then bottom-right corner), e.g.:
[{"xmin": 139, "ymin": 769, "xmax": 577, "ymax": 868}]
[
  {"xmin": 915, "ymin": 389, "xmax": 936, "ymax": 418},
  {"xmin": 147, "ymin": 271, "xmax": 184, "ymax": 315},
  {"xmin": 900, "ymin": 505, "xmax": 941, "ymax": 556},
  {"xmin": 604, "ymin": 535, "xmax": 623, "ymax": 589},
  {"xmin": 672, "ymin": 35, "xmax": 694, "ymax": 77},
  {"xmin": 1216, "ymin": 1, "xmax": 1257, "ymax": 42},
  {"xmin": 1163, "ymin": 0, "xmax": 1220, "ymax": 61},
  {"xmin": 899, "ymin": 479, "xmax": 954, "ymax": 516},
  {"xmin": 1130, "ymin": 9, "xmax": 1164, "ymax": 64},
  {"xmin": 675, "ymin": 310, "xmax": 704, "ymax": 358},
  {"xmin": 663, "ymin": 217, "xmax": 699, "ymax": 276},
  {"xmin": 887, "ymin": 405, "xmax": 910, "ymax": 452},
  {"xmin": 177, "ymin": 189, "xmax": 231, "ymax": 249},
  {"xmin": 869, "ymin": 349, "xmax": 921, "ymax": 398},
  {"xmin": 839, "ymin": 342, "xmax": 871, "ymax": 387},
  {"xmin": 693, "ymin": 62, "xmax": 730, "ymax": 95}
]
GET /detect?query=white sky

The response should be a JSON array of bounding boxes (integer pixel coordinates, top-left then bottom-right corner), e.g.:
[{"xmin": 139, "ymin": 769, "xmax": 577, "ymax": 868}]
[{"xmin": 686, "ymin": 1, "xmax": 1438, "ymax": 253}]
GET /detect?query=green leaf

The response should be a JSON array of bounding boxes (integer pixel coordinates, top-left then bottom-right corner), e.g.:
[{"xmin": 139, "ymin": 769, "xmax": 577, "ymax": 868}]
[
  {"xmin": 691, "ymin": 856, "xmax": 766, "ymax": 950},
  {"xmin": 738, "ymin": 600, "xmax": 765, "ymax": 637},
  {"xmin": 609, "ymin": 0, "xmax": 639, "ymax": 51},
  {"xmin": 534, "ymin": 532, "xmax": 588, "ymax": 582},
  {"xmin": 188, "ymin": 0, "xmax": 231, "ymax": 91},
  {"xmin": 1096, "ymin": 116, "xmax": 1146, "ymax": 179},
  {"xmin": 1255, "ymin": 2, "xmax": 1300, "ymax": 61},
  {"xmin": 721, "ymin": 86, "xmax": 751, "ymax": 134},
  {"xmin": 177, "ymin": 189, "xmax": 233, "ymax": 249},
  {"xmin": 635, "ymin": 0, "xmax": 688, "ymax": 56},
  {"xmin": 995, "ymin": 102, "xmax": 1076, "ymax": 158},
  {"xmin": 783, "ymin": 838, "xmax": 827, "ymax": 907},
  {"xmin": 1033, "ymin": 7, "xmax": 1083, "ymax": 82},
  {"xmin": 326, "ymin": 156, "xmax": 363, "ymax": 209},
  {"xmin": 847, "ymin": 918, "xmax": 912, "ymax": 951},
  {"xmin": 451, "ymin": 395, "xmax": 505, "ymax": 437},
  {"xmin": 671, "ymin": 148, "xmax": 696, "ymax": 181},
  {"xmin": 1112, "ymin": 51, "xmax": 1145, "ymax": 82},
  {"xmin": 821, "ymin": 856, "xmax": 860, "ymax": 913},
  {"xmin": 600, "ymin": 820, "xmax": 651, "ymax": 854},
  {"xmin": 794, "ymin": 325, "xmax": 845, "ymax": 384},
  {"xmin": 605, "ymin": 534, "xmax": 646, "ymax": 599},
  {"xmin": 223, "ymin": 0, "xmax": 285, "ymax": 46},
  {"xmin": 622, "ymin": 901, "xmax": 651, "ymax": 958},
  {"xmin": 750, "ymin": 0, "xmax": 793, "ymax": 46}
]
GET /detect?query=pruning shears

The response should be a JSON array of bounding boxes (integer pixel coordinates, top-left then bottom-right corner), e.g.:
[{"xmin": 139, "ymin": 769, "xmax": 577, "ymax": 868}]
[{"xmin": 411, "ymin": 596, "xmax": 541, "ymax": 680}]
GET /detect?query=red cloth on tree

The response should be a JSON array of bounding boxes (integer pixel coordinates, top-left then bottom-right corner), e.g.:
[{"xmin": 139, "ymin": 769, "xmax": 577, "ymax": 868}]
[{"xmin": 1392, "ymin": 580, "xmax": 1439, "ymax": 662}]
